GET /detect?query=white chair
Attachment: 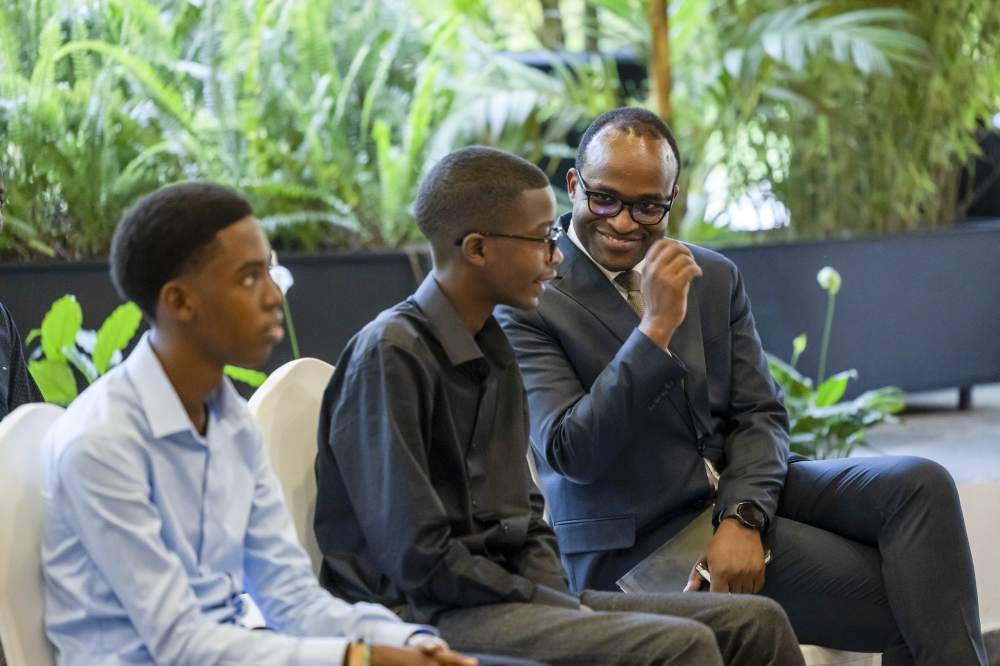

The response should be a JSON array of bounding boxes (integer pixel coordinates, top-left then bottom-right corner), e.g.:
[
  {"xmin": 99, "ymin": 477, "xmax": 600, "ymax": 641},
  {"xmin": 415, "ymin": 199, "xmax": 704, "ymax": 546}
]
[
  {"xmin": 247, "ymin": 358, "xmax": 335, "ymax": 577},
  {"xmin": 524, "ymin": 449, "xmax": 879, "ymax": 665},
  {"xmin": 0, "ymin": 403, "xmax": 65, "ymax": 666}
]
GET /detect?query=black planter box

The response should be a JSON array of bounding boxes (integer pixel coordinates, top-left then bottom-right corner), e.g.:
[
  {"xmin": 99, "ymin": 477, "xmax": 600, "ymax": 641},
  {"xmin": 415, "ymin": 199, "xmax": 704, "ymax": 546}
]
[
  {"xmin": 2, "ymin": 221, "xmax": 998, "ymax": 400},
  {"xmin": 717, "ymin": 220, "xmax": 1000, "ymax": 398},
  {"xmin": 0, "ymin": 251, "xmax": 430, "ymax": 394}
]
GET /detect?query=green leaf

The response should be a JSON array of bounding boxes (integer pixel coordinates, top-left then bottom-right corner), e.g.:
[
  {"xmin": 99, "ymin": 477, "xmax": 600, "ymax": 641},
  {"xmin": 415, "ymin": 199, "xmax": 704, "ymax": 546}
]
[
  {"xmin": 766, "ymin": 352, "xmax": 814, "ymax": 399},
  {"xmin": 25, "ymin": 328, "xmax": 41, "ymax": 346},
  {"xmin": 28, "ymin": 359, "xmax": 78, "ymax": 406},
  {"xmin": 814, "ymin": 369, "xmax": 857, "ymax": 407},
  {"xmin": 41, "ymin": 295, "xmax": 83, "ymax": 363},
  {"xmin": 224, "ymin": 365, "xmax": 268, "ymax": 388},
  {"xmin": 92, "ymin": 302, "xmax": 144, "ymax": 375}
]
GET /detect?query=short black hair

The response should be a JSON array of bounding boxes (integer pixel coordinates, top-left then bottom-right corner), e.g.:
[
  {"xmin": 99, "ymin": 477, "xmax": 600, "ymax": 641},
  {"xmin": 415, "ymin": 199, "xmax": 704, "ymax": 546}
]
[
  {"xmin": 110, "ymin": 182, "xmax": 253, "ymax": 319},
  {"xmin": 575, "ymin": 107, "xmax": 681, "ymax": 175},
  {"xmin": 414, "ymin": 146, "xmax": 551, "ymax": 252}
]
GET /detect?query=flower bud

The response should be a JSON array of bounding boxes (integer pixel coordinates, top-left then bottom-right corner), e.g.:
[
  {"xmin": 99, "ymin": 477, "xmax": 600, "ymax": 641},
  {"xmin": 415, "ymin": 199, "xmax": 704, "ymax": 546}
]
[
  {"xmin": 793, "ymin": 333, "xmax": 807, "ymax": 356},
  {"xmin": 817, "ymin": 266, "xmax": 841, "ymax": 295}
]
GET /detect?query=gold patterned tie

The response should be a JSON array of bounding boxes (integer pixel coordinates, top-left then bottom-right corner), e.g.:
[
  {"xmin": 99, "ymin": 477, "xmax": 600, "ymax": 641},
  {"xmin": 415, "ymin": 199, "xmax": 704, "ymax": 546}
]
[{"xmin": 614, "ymin": 270, "xmax": 644, "ymax": 319}]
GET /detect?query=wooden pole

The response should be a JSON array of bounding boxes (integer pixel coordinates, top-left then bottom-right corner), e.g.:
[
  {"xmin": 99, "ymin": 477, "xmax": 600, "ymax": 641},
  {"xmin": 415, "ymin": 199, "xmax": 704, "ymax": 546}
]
[
  {"xmin": 541, "ymin": 0, "xmax": 565, "ymax": 51},
  {"xmin": 647, "ymin": 0, "xmax": 672, "ymax": 121},
  {"xmin": 584, "ymin": 3, "xmax": 599, "ymax": 53}
]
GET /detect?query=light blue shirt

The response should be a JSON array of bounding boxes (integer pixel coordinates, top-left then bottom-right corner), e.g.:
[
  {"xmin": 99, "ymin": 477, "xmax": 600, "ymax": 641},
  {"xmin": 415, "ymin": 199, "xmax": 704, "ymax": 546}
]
[{"xmin": 41, "ymin": 333, "xmax": 430, "ymax": 665}]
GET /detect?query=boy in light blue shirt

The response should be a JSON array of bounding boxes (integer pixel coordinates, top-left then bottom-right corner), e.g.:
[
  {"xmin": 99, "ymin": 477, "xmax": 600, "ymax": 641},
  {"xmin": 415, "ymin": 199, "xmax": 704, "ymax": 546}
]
[{"xmin": 40, "ymin": 183, "xmax": 482, "ymax": 666}]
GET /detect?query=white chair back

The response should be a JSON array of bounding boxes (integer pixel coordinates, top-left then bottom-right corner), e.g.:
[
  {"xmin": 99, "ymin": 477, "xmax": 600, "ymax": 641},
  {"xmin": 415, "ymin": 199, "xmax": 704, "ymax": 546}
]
[
  {"xmin": 247, "ymin": 358, "xmax": 335, "ymax": 577},
  {"xmin": 0, "ymin": 403, "xmax": 64, "ymax": 666}
]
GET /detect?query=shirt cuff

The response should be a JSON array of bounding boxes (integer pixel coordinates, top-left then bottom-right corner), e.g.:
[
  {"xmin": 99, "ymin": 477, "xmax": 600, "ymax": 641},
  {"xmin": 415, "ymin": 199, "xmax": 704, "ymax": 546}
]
[
  {"xmin": 371, "ymin": 621, "xmax": 438, "ymax": 647},
  {"xmin": 531, "ymin": 584, "xmax": 580, "ymax": 609},
  {"xmin": 296, "ymin": 637, "xmax": 350, "ymax": 665}
]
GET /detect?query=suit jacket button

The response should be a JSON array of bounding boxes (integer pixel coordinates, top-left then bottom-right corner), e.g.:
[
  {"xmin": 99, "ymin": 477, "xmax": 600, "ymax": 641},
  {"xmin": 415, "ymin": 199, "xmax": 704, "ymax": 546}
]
[
  {"xmin": 502, "ymin": 523, "xmax": 510, "ymax": 533},
  {"xmin": 697, "ymin": 442, "xmax": 706, "ymax": 453},
  {"xmin": 472, "ymin": 499, "xmax": 479, "ymax": 508},
  {"xmin": 695, "ymin": 499, "xmax": 706, "ymax": 509},
  {"xmin": 665, "ymin": 381, "xmax": 673, "ymax": 390}
]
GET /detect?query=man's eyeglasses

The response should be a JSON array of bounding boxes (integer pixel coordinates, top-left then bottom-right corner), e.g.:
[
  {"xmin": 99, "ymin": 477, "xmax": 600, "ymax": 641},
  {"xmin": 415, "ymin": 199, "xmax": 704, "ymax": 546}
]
[
  {"xmin": 576, "ymin": 173, "xmax": 672, "ymax": 226},
  {"xmin": 454, "ymin": 226, "xmax": 564, "ymax": 262}
]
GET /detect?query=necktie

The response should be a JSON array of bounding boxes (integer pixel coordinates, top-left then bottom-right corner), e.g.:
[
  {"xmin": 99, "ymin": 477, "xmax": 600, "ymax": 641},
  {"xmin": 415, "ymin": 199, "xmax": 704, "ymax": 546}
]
[{"xmin": 614, "ymin": 270, "xmax": 644, "ymax": 319}]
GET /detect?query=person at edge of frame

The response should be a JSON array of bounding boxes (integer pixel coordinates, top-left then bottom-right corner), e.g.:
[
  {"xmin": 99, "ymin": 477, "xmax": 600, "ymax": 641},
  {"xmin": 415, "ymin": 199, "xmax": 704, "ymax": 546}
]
[{"xmin": 0, "ymin": 165, "xmax": 44, "ymax": 422}]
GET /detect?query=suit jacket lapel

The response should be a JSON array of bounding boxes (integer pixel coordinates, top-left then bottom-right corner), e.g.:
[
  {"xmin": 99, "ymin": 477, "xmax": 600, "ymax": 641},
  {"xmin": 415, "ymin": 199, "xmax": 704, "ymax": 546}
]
[
  {"xmin": 668, "ymin": 281, "xmax": 712, "ymax": 439},
  {"xmin": 553, "ymin": 219, "xmax": 638, "ymax": 345}
]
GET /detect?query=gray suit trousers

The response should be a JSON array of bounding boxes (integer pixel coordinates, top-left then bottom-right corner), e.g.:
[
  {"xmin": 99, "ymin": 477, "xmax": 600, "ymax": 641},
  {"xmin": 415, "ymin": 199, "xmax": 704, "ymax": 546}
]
[{"xmin": 435, "ymin": 590, "xmax": 804, "ymax": 666}]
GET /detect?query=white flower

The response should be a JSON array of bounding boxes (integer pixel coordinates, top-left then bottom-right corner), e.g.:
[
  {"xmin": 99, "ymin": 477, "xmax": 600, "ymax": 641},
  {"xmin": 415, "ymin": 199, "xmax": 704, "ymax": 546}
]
[
  {"xmin": 269, "ymin": 265, "xmax": 295, "ymax": 295},
  {"xmin": 816, "ymin": 266, "xmax": 841, "ymax": 295}
]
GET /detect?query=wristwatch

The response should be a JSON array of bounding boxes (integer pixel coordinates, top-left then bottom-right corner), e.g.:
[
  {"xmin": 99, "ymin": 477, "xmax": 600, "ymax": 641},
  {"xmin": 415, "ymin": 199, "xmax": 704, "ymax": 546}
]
[{"xmin": 717, "ymin": 501, "xmax": 767, "ymax": 533}]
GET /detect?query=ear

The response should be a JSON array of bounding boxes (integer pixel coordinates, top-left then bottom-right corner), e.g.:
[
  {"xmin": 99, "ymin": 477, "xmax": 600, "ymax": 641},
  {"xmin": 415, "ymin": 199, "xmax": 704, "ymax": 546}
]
[
  {"xmin": 459, "ymin": 234, "xmax": 488, "ymax": 267},
  {"xmin": 157, "ymin": 279, "xmax": 198, "ymax": 324},
  {"xmin": 566, "ymin": 168, "xmax": 579, "ymax": 198},
  {"xmin": 672, "ymin": 183, "xmax": 680, "ymax": 201}
]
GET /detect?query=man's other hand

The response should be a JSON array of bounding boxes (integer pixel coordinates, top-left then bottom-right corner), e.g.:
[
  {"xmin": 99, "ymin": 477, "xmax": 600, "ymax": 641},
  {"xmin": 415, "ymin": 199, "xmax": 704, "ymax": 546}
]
[
  {"xmin": 638, "ymin": 239, "xmax": 703, "ymax": 350},
  {"xmin": 683, "ymin": 519, "xmax": 765, "ymax": 594}
]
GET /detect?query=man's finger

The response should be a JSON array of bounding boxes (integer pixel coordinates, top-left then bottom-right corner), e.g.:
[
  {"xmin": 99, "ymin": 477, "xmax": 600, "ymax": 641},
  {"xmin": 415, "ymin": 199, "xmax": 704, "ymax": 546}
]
[
  {"xmin": 647, "ymin": 239, "xmax": 688, "ymax": 265},
  {"xmin": 684, "ymin": 565, "xmax": 706, "ymax": 592},
  {"xmin": 710, "ymin": 574, "xmax": 730, "ymax": 594},
  {"xmin": 644, "ymin": 238, "xmax": 672, "ymax": 264}
]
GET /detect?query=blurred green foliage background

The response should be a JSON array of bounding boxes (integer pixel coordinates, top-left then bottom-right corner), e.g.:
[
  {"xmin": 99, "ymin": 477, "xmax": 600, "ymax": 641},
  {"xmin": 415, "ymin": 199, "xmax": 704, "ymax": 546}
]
[{"xmin": 0, "ymin": 0, "xmax": 998, "ymax": 259}]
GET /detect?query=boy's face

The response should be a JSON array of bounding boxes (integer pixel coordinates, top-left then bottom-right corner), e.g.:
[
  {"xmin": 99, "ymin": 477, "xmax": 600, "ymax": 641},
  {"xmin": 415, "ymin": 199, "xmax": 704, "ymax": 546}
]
[
  {"xmin": 483, "ymin": 185, "xmax": 562, "ymax": 310},
  {"xmin": 175, "ymin": 217, "xmax": 284, "ymax": 369}
]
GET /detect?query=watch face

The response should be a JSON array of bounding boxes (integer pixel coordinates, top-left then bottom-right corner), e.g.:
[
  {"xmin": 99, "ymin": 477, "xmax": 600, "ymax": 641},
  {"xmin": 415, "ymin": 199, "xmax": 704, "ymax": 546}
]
[{"xmin": 737, "ymin": 502, "xmax": 765, "ymax": 528}]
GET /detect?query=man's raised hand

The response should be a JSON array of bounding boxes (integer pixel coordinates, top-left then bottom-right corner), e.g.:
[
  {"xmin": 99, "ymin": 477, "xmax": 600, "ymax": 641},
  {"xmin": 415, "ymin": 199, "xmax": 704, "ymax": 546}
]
[{"xmin": 637, "ymin": 239, "xmax": 703, "ymax": 350}]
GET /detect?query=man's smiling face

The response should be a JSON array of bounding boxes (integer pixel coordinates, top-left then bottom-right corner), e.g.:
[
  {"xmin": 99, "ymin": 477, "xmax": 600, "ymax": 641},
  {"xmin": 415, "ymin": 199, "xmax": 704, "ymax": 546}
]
[{"xmin": 567, "ymin": 126, "xmax": 679, "ymax": 272}]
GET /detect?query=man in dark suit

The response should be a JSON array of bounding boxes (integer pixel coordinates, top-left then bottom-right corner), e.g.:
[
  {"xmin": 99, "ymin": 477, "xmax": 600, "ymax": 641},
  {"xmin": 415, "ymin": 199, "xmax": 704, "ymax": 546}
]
[{"xmin": 496, "ymin": 107, "xmax": 987, "ymax": 666}]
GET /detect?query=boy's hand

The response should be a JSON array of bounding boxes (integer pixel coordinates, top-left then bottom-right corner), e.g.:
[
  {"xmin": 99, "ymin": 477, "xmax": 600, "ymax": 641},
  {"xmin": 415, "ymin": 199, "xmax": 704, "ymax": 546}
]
[
  {"xmin": 352, "ymin": 642, "xmax": 479, "ymax": 666},
  {"xmin": 406, "ymin": 635, "xmax": 478, "ymax": 665}
]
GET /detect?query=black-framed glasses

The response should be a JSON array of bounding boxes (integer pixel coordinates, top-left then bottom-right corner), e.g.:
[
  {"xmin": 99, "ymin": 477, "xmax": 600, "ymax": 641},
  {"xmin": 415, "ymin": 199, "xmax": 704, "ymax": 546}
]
[
  {"xmin": 454, "ymin": 225, "xmax": 564, "ymax": 262},
  {"xmin": 577, "ymin": 173, "xmax": 672, "ymax": 226}
]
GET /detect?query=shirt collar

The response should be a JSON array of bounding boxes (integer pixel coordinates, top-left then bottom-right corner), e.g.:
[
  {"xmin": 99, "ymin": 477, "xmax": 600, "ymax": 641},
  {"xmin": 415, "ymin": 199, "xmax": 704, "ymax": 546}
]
[
  {"xmin": 566, "ymin": 216, "xmax": 647, "ymax": 284},
  {"xmin": 412, "ymin": 275, "xmax": 485, "ymax": 367},
  {"xmin": 124, "ymin": 332, "xmax": 248, "ymax": 442}
]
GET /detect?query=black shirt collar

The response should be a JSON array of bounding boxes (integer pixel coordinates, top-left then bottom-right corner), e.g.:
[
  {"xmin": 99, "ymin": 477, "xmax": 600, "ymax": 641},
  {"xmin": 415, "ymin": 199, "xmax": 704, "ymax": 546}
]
[{"xmin": 412, "ymin": 274, "xmax": 485, "ymax": 366}]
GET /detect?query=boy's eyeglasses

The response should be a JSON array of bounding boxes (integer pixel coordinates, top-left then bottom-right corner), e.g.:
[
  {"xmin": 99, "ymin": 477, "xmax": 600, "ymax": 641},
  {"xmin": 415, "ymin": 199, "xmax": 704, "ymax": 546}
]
[
  {"xmin": 577, "ymin": 173, "xmax": 672, "ymax": 226},
  {"xmin": 454, "ymin": 226, "xmax": 564, "ymax": 262}
]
